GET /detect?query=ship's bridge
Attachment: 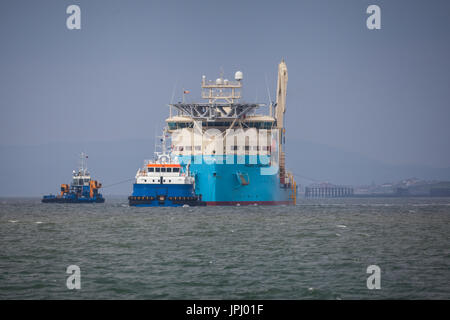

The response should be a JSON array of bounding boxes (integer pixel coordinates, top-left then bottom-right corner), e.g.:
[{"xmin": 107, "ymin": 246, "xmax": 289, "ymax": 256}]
[
  {"xmin": 145, "ymin": 163, "xmax": 181, "ymax": 176},
  {"xmin": 136, "ymin": 162, "xmax": 193, "ymax": 185},
  {"xmin": 166, "ymin": 115, "xmax": 275, "ymax": 131},
  {"xmin": 71, "ymin": 175, "xmax": 91, "ymax": 186}
]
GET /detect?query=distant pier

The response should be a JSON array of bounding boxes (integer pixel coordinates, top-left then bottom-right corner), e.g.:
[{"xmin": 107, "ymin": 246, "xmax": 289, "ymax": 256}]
[{"xmin": 305, "ymin": 185, "xmax": 354, "ymax": 198}]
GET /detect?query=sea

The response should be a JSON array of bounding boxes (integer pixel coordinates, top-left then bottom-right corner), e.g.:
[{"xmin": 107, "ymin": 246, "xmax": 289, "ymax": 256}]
[{"xmin": 0, "ymin": 197, "xmax": 449, "ymax": 299}]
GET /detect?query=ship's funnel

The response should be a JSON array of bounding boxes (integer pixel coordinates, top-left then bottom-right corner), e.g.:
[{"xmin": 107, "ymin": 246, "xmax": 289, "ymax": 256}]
[{"xmin": 275, "ymin": 60, "xmax": 288, "ymax": 128}]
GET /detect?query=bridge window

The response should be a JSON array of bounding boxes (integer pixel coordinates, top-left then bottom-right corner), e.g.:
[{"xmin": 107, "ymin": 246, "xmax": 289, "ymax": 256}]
[
  {"xmin": 161, "ymin": 168, "xmax": 166, "ymax": 172},
  {"xmin": 148, "ymin": 167, "xmax": 154, "ymax": 172},
  {"xmin": 166, "ymin": 168, "xmax": 172, "ymax": 172},
  {"xmin": 155, "ymin": 168, "xmax": 161, "ymax": 172},
  {"xmin": 173, "ymin": 168, "xmax": 180, "ymax": 173},
  {"xmin": 167, "ymin": 122, "xmax": 194, "ymax": 129}
]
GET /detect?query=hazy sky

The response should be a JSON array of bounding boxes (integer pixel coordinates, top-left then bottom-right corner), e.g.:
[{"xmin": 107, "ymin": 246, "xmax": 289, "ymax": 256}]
[{"xmin": 1, "ymin": 0, "xmax": 450, "ymax": 167}]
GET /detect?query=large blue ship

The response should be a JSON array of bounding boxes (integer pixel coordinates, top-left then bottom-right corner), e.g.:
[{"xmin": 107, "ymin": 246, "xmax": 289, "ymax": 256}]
[
  {"xmin": 131, "ymin": 60, "xmax": 296, "ymax": 206},
  {"xmin": 42, "ymin": 153, "xmax": 105, "ymax": 203}
]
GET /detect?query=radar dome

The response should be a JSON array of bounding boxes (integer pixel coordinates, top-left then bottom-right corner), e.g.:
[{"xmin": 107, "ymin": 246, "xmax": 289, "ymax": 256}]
[{"xmin": 235, "ymin": 71, "xmax": 243, "ymax": 81}]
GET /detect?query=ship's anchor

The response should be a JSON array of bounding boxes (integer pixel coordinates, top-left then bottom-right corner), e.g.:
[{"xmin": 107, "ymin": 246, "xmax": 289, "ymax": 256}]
[{"xmin": 235, "ymin": 172, "xmax": 250, "ymax": 186}]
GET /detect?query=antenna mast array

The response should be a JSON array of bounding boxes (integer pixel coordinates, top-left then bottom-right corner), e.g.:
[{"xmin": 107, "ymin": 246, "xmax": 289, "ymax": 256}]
[
  {"xmin": 79, "ymin": 152, "xmax": 88, "ymax": 176},
  {"xmin": 169, "ymin": 70, "xmax": 264, "ymax": 120}
]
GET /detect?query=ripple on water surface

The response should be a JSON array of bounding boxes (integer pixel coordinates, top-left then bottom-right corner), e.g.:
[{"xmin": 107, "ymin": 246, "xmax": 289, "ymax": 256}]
[{"xmin": 0, "ymin": 197, "xmax": 449, "ymax": 299}]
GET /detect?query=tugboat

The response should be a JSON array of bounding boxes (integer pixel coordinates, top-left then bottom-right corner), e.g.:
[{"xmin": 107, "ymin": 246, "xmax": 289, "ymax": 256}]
[
  {"xmin": 42, "ymin": 153, "xmax": 105, "ymax": 203},
  {"xmin": 128, "ymin": 128, "xmax": 206, "ymax": 207}
]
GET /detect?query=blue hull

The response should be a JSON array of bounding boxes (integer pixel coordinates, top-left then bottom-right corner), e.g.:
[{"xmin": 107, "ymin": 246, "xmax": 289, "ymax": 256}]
[
  {"xmin": 191, "ymin": 164, "xmax": 293, "ymax": 205},
  {"xmin": 42, "ymin": 194, "xmax": 105, "ymax": 203},
  {"xmin": 132, "ymin": 155, "xmax": 296, "ymax": 206},
  {"xmin": 130, "ymin": 183, "xmax": 205, "ymax": 207}
]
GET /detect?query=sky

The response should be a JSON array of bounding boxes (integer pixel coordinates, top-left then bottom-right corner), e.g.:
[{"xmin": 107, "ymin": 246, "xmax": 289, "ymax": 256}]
[{"xmin": 1, "ymin": 0, "xmax": 450, "ymax": 169}]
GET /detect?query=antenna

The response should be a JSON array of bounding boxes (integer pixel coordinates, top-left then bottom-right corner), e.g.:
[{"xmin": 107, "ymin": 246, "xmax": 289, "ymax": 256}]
[
  {"xmin": 153, "ymin": 125, "xmax": 157, "ymax": 160},
  {"xmin": 161, "ymin": 126, "xmax": 168, "ymax": 155},
  {"xmin": 170, "ymin": 78, "xmax": 178, "ymax": 118},
  {"xmin": 79, "ymin": 152, "xmax": 88, "ymax": 175}
]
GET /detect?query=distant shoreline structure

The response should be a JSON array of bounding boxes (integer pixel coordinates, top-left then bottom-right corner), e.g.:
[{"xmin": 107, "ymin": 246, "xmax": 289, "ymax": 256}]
[{"xmin": 302, "ymin": 178, "xmax": 450, "ymax": 198}]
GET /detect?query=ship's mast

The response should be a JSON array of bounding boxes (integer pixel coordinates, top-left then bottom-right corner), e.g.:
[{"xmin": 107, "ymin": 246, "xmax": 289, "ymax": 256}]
[
  {"xmin": 201, "ymin": 71, "xmax": 242, "ymax": 104},
  {"xmin": 153, "ymin": 127, "xmax": 170, "ymax": 161},
  {"xmin": 79, "ymin": 152, "xmax": 88, "ymax": 176},
  {"xmin": 161, "ymin": 127, "xmax": 167, "ymax": 155}
]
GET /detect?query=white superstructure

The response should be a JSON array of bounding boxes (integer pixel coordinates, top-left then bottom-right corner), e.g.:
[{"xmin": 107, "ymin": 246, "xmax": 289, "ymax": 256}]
[
  {"xmin": 134, "ymin": 128, "xmax": 194, "ymax": 185},
  {"xmin": 71, "ymin": 152, "xmax": 92, "ymax": 186}
]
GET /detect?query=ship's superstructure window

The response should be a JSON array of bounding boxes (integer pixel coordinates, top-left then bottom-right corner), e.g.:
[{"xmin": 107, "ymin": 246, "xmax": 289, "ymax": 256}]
[
  {"xmin": 155, "ymin": 168, "xmax": 161, "ymax": 172},
  {"xmin": 195, "ymin": 146, "xmax": 201, "ymax": 151},
  {"xmin": 167, "ymin": 121, "xmax": 274, "ymax": 130},
  {"xmin": 173, "ymin": 168, "xmax": 180, "ymax": 173},
  {"xmin": 167, "ymin": 168, "xmax": 172, "ymax": 172},
  {"xmin": 161, "ymin": 168, "xmax": 166, "ymax": 172},
  {"xmin": 167, "ymin": 122, "xmax": 194, "ymax": 130},
  {"xmin": 148, "ymin": 167, "xmax": 154, "ymax": 172}
]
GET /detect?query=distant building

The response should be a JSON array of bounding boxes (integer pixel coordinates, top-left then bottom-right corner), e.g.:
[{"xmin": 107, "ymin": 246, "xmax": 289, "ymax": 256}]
[{"xmin": 354, "ymin": 179, "xmax": 450, "ymax": 197}]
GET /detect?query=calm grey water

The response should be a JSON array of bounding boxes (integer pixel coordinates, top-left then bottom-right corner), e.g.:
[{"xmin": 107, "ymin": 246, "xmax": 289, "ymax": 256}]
[{"xmin": 0, "ymin": 197, "xmax": 449, "ymax": 299}]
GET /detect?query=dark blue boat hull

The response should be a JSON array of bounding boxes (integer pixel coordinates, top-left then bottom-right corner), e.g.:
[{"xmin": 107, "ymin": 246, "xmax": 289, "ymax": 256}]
[
  {"xmin": 41, "ymin": 194, "xmax": 105, "ymax": 203},
  {"xmin": 129, "ymin": 183, "xmax": 205, "ymax": 207}
]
